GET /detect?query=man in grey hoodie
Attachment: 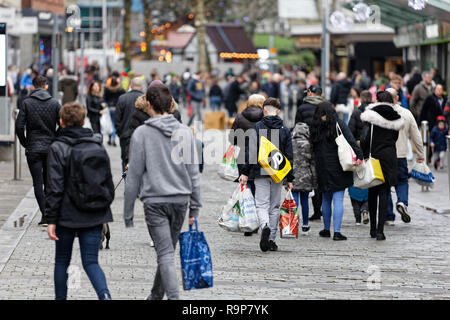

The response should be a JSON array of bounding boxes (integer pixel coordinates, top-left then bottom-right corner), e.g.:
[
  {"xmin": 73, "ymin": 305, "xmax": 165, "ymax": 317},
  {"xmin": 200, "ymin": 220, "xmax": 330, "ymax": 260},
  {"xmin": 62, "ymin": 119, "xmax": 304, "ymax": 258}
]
[{"xmin": 124, "ymin": 84, "xmax": 201, "ymax": 300}]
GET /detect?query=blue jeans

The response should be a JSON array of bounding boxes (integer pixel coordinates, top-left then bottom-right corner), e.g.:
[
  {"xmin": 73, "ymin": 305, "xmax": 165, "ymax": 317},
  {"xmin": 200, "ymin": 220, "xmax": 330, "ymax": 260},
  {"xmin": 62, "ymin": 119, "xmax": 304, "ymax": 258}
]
[
  {"xmin": 210, "ymin": 96, "xmax": 222, "ymax": 111},
  {"xmin": 292, "ymin": 191, "xmax": 310, "ymax": 226},
  {"xmin": 109, "ymin": 108, "xmax": 116, "ymax": 140},
  {"xmin": 54, "ymin": 225, "xmax": 111, "ymax": 300},
  {"xmin": 386, "ymin": 158, "xmax": 409, "ymax": 221},
  {"xmin": 322, "ymin": 190, "xmax": 345, "ymax": 232}
]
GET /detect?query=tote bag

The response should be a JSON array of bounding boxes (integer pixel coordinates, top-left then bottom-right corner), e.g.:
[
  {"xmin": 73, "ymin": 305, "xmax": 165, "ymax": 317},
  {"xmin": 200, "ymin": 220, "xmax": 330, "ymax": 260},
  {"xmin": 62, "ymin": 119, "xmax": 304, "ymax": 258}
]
[
  {"xmin": 353, "ymin": 124, "xmax": 385, "ymax": 189},
  {"xmin": 335, "ymin": 123, "xmax": 357, "ymax": 172},
  {"xmin": 258, "ymin": 136, "xmax": 292, "ymax": 183}
]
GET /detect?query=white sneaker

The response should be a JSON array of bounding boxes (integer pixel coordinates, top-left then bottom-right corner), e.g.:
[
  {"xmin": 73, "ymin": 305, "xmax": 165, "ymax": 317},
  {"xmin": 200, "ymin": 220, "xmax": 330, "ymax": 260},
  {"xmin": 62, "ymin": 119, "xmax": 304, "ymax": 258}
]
[
  {"xmin": 385, "ymin": 221, "xmax": 395, "ymax": 226},
  {"xmin": 150, "ymin": 240, "xmax": 155, "ymax": 247},
  {"xmin": 355, "ymin": 222, "xmax": 361, "ymax": 226}
]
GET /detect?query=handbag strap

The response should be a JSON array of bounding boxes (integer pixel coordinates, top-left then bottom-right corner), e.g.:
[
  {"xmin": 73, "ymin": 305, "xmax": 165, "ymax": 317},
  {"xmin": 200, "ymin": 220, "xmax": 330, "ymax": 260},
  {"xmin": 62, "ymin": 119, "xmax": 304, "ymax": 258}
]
[
  {"xmin": 188, "ymin": 219, "xmax": 198, "ymax": 232},
  {"xmin": 369, "ymin": 124, "xmax": 373, "ymax": 158},
  {"xmin": 336, "ymin": 123, "xmax": 343, "ymax": 137}
]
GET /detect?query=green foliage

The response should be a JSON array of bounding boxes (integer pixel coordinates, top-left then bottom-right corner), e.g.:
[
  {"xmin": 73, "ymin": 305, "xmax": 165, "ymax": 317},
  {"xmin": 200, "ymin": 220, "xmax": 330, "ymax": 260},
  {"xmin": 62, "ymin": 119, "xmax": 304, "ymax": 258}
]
[
  {"xmin": 277, "ymin": 50, "xmax": 317, "ymax": 68},
  {"xmin": 253, "ymin": 34, "xmax": 294, "ymax": 51}
]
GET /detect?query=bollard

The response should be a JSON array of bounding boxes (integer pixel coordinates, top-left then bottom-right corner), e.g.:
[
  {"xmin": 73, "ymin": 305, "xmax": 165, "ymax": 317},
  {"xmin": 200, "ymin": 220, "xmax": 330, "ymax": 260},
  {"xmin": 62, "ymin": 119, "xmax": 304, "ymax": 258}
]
[
  {"xmin": 13, "ymin": 109, "xmax": 21, "ymax": 180},
  {"xmin": 447, "ymin": 135, "xmax": 450, "ymax": 203},
  {"xmin": 421, "ymin": 121, "xmax": 429, "ymax": 192}
]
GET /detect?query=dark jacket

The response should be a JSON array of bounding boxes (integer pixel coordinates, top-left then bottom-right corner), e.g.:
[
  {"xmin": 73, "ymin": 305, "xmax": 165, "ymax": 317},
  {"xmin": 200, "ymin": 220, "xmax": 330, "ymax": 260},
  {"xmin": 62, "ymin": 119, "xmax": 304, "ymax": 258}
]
[
  {"xmin": 187, "ymin": 78, "xmax": 206, "ymax": 102},
  {"xmin": 312, "ymin": 119, "xmax": 363, "ymax": 193},
  {"xmin": 294, "ymin": 95, "xmax": 325, "ymax": 126},
  {"xmin": 406, "ymin": 73, "xmax": 422, "ymax": 95},
  {"xmin": 114, "ymin": 90, "xmax": 143, "ymax": 138},
  {"xmin": 15, "ymin": 89, "xmax": 61, "ymax": 154},
  {"xmin": 430, "ymin": 126, "xmax": 447, "ymax": 152},
  {"xmin": 348, "ymin": 102, "xmax": 369, "ymax": 142},
  {"xmin": 419, "ymin": 94, "xmax": 446, "ymax": 130},
  {"xmin": 360, "ymin": 103, "xmax": 404, "ymax": 187},
  {"xmin": 225, "ymin": 80, "xmax": 244, "ymax": 104},
  {"xmin": 103, "ymin": 83, "xmax": 125, "ymax": 108},
  {"xmin": 45, "ymin": 126, "xmax": 113, "ymax": 228},
  {"xmin": 209, "ymin": 84, "xmax": 223, "ymax": 99},
  {"xmin": 86, "ymin": 93, "xmax": 104, "ymax": 134},
  {"xmin": 241, "ymin": 115, "xmax": 294, "ymax": 182},
  {"xmin": 121, "ymin": 102, "xmax": 151, "ymax": 164},
  {"xmin": 58, "ymin": 75, "xmax": 78, "ymax": 105},
  {"xmin": 229, "ymin": 105, "xmax": 264, "ymax": 177},
  {"xmin": 330, "ymin": 79, "xmax": 352, "ymax": 105}
]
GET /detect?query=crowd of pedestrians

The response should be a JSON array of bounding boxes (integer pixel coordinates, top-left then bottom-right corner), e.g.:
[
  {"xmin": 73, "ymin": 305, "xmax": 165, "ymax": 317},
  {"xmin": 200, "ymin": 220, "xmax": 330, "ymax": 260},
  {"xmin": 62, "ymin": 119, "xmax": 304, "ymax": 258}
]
[{"xmin": 10, "ymin": 59, "xmax": 448, "ymax": 300}]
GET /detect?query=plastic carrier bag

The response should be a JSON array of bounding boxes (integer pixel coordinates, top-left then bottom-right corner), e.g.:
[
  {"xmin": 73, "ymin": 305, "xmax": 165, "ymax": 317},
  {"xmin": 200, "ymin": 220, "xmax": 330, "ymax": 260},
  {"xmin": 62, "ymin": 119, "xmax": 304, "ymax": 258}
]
[
  {"xmin": 279, "ymin": 190, "xmax": 299, "ymax": 239},
  {"xmin": 410, "ymin": 162, "xmax": 435, "ymax": 187},
  {"xmin": 100, "ymin": 108, "xmax": 113, "ymax": 136},
  {"xmin": 218, "ymin": 143, "xmax": 240, "ymax": 181}
]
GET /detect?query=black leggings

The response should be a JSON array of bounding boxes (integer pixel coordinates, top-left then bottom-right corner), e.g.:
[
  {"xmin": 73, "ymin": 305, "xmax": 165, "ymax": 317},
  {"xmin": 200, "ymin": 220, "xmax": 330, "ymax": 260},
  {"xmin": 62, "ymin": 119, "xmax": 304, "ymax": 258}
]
[
  {"xmin": 26, "ymin": 152, "xmax": 48, "ymax": 217},
  {"xmin": 368, "ymin": 183, "xmax": 390, "ymax": 234}
]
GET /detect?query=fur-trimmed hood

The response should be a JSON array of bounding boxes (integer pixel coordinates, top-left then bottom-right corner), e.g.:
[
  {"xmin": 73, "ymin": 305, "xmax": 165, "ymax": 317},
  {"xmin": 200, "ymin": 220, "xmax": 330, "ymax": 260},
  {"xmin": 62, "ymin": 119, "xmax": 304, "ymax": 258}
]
[{"xmin": 361, "ymin": 102, "xmax": 404, "ymax": 131}]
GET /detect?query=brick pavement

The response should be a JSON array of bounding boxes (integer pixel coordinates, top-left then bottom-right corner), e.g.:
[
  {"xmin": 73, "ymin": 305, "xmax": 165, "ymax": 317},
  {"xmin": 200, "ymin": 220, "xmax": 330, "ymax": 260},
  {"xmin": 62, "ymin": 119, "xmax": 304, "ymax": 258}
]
[{"xmin": 0, "ymin": 131, "xmax": 450, "ymax": 299}]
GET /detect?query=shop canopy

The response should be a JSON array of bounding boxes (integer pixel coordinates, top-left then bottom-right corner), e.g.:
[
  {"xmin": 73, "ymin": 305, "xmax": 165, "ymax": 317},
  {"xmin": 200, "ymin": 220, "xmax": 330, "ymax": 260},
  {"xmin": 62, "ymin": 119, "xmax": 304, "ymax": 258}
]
[{"xmin": 353, "ymin": 0, "xmax": 450, "ymax": 28}]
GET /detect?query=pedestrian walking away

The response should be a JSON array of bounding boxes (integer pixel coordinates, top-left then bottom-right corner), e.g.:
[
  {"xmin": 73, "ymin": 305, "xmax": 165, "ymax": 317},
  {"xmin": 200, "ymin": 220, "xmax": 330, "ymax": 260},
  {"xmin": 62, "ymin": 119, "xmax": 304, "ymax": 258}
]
[
  {"xmin": 15, "ymin": 75, "xmax": 61, "ymax": 226},
  {"xmin": 104, "ymin": 73, "xmax": 126, "ymax": 146},
  {"xmin": 240, "ymin": 98, "xmax": 294, "ymax": 252},
  {"xmin": 360, "ymin": 91, "xmax": 404, "ymax": 240},
  {"xmin": 45, "ymin": 102, "xmax": 114, "ymax": 300},
  {"xmin": 86, "ymin": 81, "xmax": 107, "ymax": 135},
  {"xmin": 124, "ymin": 84, "xmax": 202, "ymax": 300},
  {"xmin": 310, "ymin": 101, "xmax": 363, "ymax": 241}
]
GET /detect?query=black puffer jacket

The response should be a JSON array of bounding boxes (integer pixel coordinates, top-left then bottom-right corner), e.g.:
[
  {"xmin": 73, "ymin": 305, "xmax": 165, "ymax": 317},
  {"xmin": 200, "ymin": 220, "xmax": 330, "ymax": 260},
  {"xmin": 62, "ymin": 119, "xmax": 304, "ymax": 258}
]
[
  {"xmin": 229, "ymin": 105, "xmax": 264, "ymax": 176},
  {"xmin": 348, "ymin": 102, "xmax": 369, "ymax": 142},
  {"xmin": 242, "ymin": 115, "xmax": 294, "ymax": 182},
  {"xmin": 114, "ymin": 90, "xmax": 143, "ymax": 138},
  {"xmin": 330, "ymin": 79, "xmax": 352, "ymax": 105},
  {"xmin": 15, "ymin": 89, "xmax": 61, "ymax": 154},
  {"xmin": 121, "ymin": 102, "xmax": 151, "ymax": 164},
  {"xmin": 295, "ymin": 95, "xmax": 325, "ymax": 126},
  {"xmin": 103, "ymin": 83, "xmax": 125, "ymax": 108},
  {"xmin": 312, "ymin": 119, "xmax": 363, "ymax": 193},
  {"xmin": 360, "ymin": 103, "xmax": 404, "ymax": 187},
  {"xmin": 45, "ymin": 126, "xmax": 113, "ymax": 228}
]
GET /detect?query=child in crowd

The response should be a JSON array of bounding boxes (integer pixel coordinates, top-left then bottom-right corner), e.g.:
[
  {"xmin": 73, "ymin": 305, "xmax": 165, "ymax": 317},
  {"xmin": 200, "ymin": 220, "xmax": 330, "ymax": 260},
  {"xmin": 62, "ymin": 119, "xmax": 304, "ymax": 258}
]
[
  {"xmin": 291, "ymin": 121, "xmax": 317, "ymax": 234},
  {"xmin": 348, "ymin": 186, "xmax": 369, "ymax": 225},
  {"xmin": 430, "ymin": 116, "xmax": 448, "ymax": 170}
]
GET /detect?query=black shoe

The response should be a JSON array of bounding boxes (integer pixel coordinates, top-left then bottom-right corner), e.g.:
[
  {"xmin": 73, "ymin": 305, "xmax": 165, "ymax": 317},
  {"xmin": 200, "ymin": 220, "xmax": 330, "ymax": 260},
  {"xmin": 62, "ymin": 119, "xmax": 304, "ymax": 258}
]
[
  {"xmin": 333, "ymin": 232, "xmax": 347, "ymax": 241},
  {"xmin": 319, "ymin": 229, "xmax": 331, "ymax": 237},
  {"xmin": 107, "ymin": 140, "xmax": 112, "ymax": 146},
  {"xmin": 370, "ymin": 230, "xmax": 377, "ymax": 238},
  {"xmin": 302, "ymin": 226, "xmax": 310, "ymax": 233},
  {"xmin": 244, "ymin": 232, "xmax": 253, "ymax": 237},
  {"xmin": 112, "ymin": 141, "xmax": 117, "ymax": 147},
  {"xmin": 259, "ymin": 225, "xmax": 270, "ymax": 252},
  {"xmin": 309, "ymin": 212, "xmax": 322, "ymax": 221},
  {"xmin": 269, "ymin": 240, "xmax": 278, "ymax": 251},
  {"xmin": 376, "ymin": 233, "xmax": 386, "ymax": 241}
]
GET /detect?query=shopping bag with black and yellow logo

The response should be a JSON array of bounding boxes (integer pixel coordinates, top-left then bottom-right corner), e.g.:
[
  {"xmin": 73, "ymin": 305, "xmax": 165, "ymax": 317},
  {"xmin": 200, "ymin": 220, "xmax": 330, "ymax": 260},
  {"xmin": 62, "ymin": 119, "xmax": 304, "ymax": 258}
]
[{"xmin": 258, "ymin": 136, "xmax": 292, "ymax": 183}]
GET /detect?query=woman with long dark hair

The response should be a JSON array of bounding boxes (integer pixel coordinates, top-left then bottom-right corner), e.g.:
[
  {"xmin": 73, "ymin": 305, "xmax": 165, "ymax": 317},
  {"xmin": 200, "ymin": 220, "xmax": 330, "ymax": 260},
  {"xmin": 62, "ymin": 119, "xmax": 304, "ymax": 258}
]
[
  {"xmin": 86, "ymin": 81, "xmax": 106, "ymax": 134},
  {"xmin": 360, "ymin": 91, "xmax": 404, "ymax": 240},
  {"xmin": 310, "ymin": 101, "xmax": 363, "ymax": 240}
]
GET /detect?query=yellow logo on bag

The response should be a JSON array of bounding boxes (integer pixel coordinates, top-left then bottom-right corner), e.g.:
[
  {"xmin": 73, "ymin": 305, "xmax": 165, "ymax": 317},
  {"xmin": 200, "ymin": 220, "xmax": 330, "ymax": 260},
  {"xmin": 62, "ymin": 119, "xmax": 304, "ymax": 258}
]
[{"xmin": 258, "ymin": 136, "xmax": 292, "ymax": 183}]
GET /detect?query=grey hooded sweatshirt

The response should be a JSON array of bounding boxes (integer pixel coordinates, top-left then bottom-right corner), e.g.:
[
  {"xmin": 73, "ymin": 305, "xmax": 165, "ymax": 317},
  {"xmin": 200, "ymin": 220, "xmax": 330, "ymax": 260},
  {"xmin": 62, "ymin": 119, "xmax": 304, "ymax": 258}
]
[{"xmin": 124, "ymin": 114, "xmax": 201, "ymax": 227}]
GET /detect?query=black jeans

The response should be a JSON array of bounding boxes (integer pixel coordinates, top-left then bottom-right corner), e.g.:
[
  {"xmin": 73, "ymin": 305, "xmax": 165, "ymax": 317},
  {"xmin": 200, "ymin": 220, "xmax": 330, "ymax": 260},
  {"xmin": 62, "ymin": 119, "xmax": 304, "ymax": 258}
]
[
  {"xmin": 312, "ymin": 190, "xmax": 322, "ymax": 215},
  {"xmin": 26, "ymin": 152, "xmax": 48, "ymax": 219},
  {"xmin": 368, "ymin": 183, "xmax": 390, "ymax": 235}
]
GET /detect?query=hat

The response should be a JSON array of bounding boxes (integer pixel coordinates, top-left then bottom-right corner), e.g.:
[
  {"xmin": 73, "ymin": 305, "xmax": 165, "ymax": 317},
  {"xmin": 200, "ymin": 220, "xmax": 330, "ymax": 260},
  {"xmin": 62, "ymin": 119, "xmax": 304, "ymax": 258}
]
[
  {"xmin": 304, "ymin": 85, "xmax": 322, "ymax": 95},
  {"xmin": 149, "ymin": 80, "xmax": 163, "ymax": 87},
  {"xmin": 437, "ymin": 115, "xmax": 446, "ymax": 122}
]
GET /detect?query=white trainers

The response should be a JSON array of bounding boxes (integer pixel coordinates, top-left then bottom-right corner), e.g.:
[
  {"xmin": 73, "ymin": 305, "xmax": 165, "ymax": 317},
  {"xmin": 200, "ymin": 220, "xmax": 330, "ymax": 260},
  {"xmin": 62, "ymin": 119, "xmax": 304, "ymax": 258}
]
[
  {"xmin": 355, "ymin": 222, "xmax": 361, "ymax": 226},
  {"xmin": 385, "ymin": 221, "xmax": 395, "ymax": 226},
  {"xmin": 150, "ymin": 240, "xmax": 155, "ymax": 247}
]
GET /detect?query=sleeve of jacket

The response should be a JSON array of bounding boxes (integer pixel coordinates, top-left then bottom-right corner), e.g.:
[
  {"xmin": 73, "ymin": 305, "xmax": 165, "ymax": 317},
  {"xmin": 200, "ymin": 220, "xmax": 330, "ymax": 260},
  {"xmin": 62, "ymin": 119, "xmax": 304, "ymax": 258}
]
[
  {"xmin": 241, "ymin": 126, "xmax": 257, "ymax": 177},
  {"xmin": 228, "ymin": 116, "xmax": 239, "ymax": 145},
  {"xmin": 114, "ymin": 97, "xmax": 124, "ymax": 137},
  {"xmin": 123, "ymin": 130, "xmax": 146, "ymax": 227},
  {"xmin": 340, "ymin": 119, "xmax": 364, "ymax": 160},
  {"xmin": 408, "ymin": 112, "xmax": 425, "ymax": 159},
  {"xmin": 347, "ymin": 111, "xmax": 358, "ymax": 139},
  {"xmin": 284, "ymin": 128, "xmax": 295, "ymax": 182},
  {"xmin": 410, "ymin": 87, "xmax": 420, "ymax": 118},
  {"xmin": 15, "ymin": 102, "xmax": 28, "ymax": 148},
  {"xmin": 45, "ymin": 144, "xmax": 66, "ymax": 225},
  {"xmin": 330, "ymin": 85, "xmax": 338, "ymax": 105},
  {"xmin": 295, "ymin": 107, "xmax": 303, "ymax": 125},
  {"xmin": 86, "ymin": 96, "xmax": 100, "ymax": 115},
  {"xmin": 187, "ymin": 131, "xmax": 202, "ymax": 218}
]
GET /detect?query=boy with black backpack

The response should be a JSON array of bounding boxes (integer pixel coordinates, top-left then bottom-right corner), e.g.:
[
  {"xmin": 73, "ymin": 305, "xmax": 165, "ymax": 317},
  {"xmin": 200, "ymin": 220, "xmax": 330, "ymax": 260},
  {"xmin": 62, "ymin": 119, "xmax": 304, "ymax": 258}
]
[{"xmin": 45, "ymin": 102, "xmax": 114, "ymax": 300}]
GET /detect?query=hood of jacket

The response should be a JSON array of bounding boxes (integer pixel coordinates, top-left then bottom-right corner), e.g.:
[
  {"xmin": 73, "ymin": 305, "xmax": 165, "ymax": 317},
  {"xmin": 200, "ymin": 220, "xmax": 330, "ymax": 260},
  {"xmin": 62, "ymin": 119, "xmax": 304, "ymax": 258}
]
[
  {"xmin": 338, "ymin": 79, "xmax": 352, "ymax": 88},
  {"xmin": 261, "ymin": 115, "xmax": 284, "ymax": 129},
  {"xmin": 135, "ymin": 99, "xmax": 151, "ymax": 116},
  {"xmin": 292, "ymin": 122, "xmax": 309, "ymax": 139},
  {"xmin": 29, "ymin": 88, "xmax": 52, "ymax": 101},
  {"xmin": 361, "ymin": 102, "xmax": 404, "ymax": 131},
  {"xmin": 56, "ymin": 126, "xmax": 101, "ymax": 144},
  {"xmin": 105, "ymin": 83, "xmax": 122, "ymax": 92},
  {"xmin": 304, "ymin": 95, "xmax": 325, "ymax": 106},
  {"xmin": 59, "ymin": 75, "xmax": 78, "ymax": 82},
  {"xmin": 144, "ymin": 114, "xmax": 180, "ymax": 137},
  {"xmin": 242, "ymin": 106, "xmax": 264, "ymax": 123}
]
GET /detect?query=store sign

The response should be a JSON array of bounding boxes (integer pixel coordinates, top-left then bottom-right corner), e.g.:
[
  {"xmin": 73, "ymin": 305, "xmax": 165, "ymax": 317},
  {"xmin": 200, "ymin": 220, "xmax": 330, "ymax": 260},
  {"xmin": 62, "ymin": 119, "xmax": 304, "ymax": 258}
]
[
  {"xmin": 426, "ymin": 24, "xmax": 439, "ymax": 39},
  {"xmin": 19, "ymin": 17, "xmax": 38, "ymax": 34}
]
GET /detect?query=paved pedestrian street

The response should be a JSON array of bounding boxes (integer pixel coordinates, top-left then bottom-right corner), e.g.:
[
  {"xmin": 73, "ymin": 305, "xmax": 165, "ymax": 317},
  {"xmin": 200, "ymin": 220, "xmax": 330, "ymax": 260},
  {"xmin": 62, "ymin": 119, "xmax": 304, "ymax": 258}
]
[{"xmin": 0, "ymin": 139, "xmax": 450, "ymax": 300}]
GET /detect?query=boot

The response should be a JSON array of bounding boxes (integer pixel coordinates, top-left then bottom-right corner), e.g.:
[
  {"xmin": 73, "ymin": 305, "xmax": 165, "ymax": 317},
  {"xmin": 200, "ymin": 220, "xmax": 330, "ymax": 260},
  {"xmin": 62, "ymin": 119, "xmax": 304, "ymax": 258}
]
[{"xmin": 309, "ymin": 211, "xmax": 322, "ymax": 221}]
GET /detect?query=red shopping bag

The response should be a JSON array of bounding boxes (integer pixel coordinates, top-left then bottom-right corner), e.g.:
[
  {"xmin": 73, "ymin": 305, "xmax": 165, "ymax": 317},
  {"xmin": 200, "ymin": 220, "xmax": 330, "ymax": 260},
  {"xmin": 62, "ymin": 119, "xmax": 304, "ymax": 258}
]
[{"xmin": 279, "ymin": 190, "xmax": 299, "ymax": 239}]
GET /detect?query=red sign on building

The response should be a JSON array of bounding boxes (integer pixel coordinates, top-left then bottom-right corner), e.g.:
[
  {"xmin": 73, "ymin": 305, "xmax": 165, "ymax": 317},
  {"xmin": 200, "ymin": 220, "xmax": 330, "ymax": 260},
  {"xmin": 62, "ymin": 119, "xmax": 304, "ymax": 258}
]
[{"xmin": 22, "ymin": 0, "xmax": 65, "ymax": 15}]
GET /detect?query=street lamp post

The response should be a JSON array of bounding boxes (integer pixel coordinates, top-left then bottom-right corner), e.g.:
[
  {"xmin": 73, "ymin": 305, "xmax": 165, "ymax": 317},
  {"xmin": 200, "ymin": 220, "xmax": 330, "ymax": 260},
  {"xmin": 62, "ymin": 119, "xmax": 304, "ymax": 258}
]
[
  {"xmin": 102, "ymin": 0, "xmax": 107, "ymax": 82},
  {"xmin": 421, "ymin": 121, "xmax": 429, "ymax": 192},
  {"xmin": 321, "ymin": 0, "xmax": 330, "ymax": 91}
]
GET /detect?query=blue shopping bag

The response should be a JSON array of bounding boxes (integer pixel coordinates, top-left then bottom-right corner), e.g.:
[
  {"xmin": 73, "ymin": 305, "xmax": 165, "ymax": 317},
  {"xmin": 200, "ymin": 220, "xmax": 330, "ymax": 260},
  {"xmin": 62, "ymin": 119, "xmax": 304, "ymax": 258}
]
[{"xmin": 179, "ymin": 220, "xmax": 213, "ymax": 290}]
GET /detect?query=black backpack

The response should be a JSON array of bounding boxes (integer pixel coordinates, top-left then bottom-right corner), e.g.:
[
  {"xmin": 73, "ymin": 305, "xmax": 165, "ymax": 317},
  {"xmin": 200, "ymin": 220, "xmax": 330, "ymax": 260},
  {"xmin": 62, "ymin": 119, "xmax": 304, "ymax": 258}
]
[{"xmin": 65, "ymin": 137, "xmax": 115, "ymax": 212}]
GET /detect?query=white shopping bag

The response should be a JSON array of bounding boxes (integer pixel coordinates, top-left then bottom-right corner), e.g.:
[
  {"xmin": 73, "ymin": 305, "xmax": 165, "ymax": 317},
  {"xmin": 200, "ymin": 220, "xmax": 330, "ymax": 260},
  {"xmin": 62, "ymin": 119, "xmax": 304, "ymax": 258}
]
[
  {"xmin": 83, "ymin": 116, "xmax": 92, "ymax": 130},
  {"xmin": 218, "ymin": 185, "xmax": 241, "ymax": 232},
  {"xmin": 218, "ymin": 143, "xmax": 240, "ymax": 181},
  {"xmin": 100, "ymin": 108, "xmax": 113, "ymax": 136},
  {"xmin": 237, "ymin": 184, "xmax": 259, "ymax": 232}
]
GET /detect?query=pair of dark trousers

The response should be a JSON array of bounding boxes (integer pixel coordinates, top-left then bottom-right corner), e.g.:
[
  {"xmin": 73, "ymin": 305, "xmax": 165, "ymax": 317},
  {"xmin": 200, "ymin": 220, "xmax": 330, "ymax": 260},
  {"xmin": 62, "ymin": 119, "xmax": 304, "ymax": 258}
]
[
  {"xmin": 54, "ymin": 225, "xmax": 111, "ymax": 300},
  {"xmin": 350, "ymin": 198, "xmax": 368, "ymax": 222},
  {"xmin": 144, "ymin": 202, "xmax": 188, "ymax": 300},
  {"xmin": 368, "ymin": 183, "xmax": 390, "ymax": 235},
  {"xmin": 26, "ymin": 152, "xmax": 48, "ymax": 218},
  {"xmin": 312, "ymin": 190, "xmax": 322, "ymax": 215}
]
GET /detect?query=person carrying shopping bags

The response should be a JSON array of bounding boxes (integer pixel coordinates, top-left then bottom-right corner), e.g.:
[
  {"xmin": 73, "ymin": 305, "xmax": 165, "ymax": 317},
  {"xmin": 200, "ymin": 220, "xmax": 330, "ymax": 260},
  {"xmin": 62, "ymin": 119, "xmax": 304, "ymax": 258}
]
[
  {"xmin": 310, "ymin": 101, "xmax": 363, "ymax": 240},
  {"xmin": 291, "ymin": 121, "xmax": 317, "ymax": 234}
]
